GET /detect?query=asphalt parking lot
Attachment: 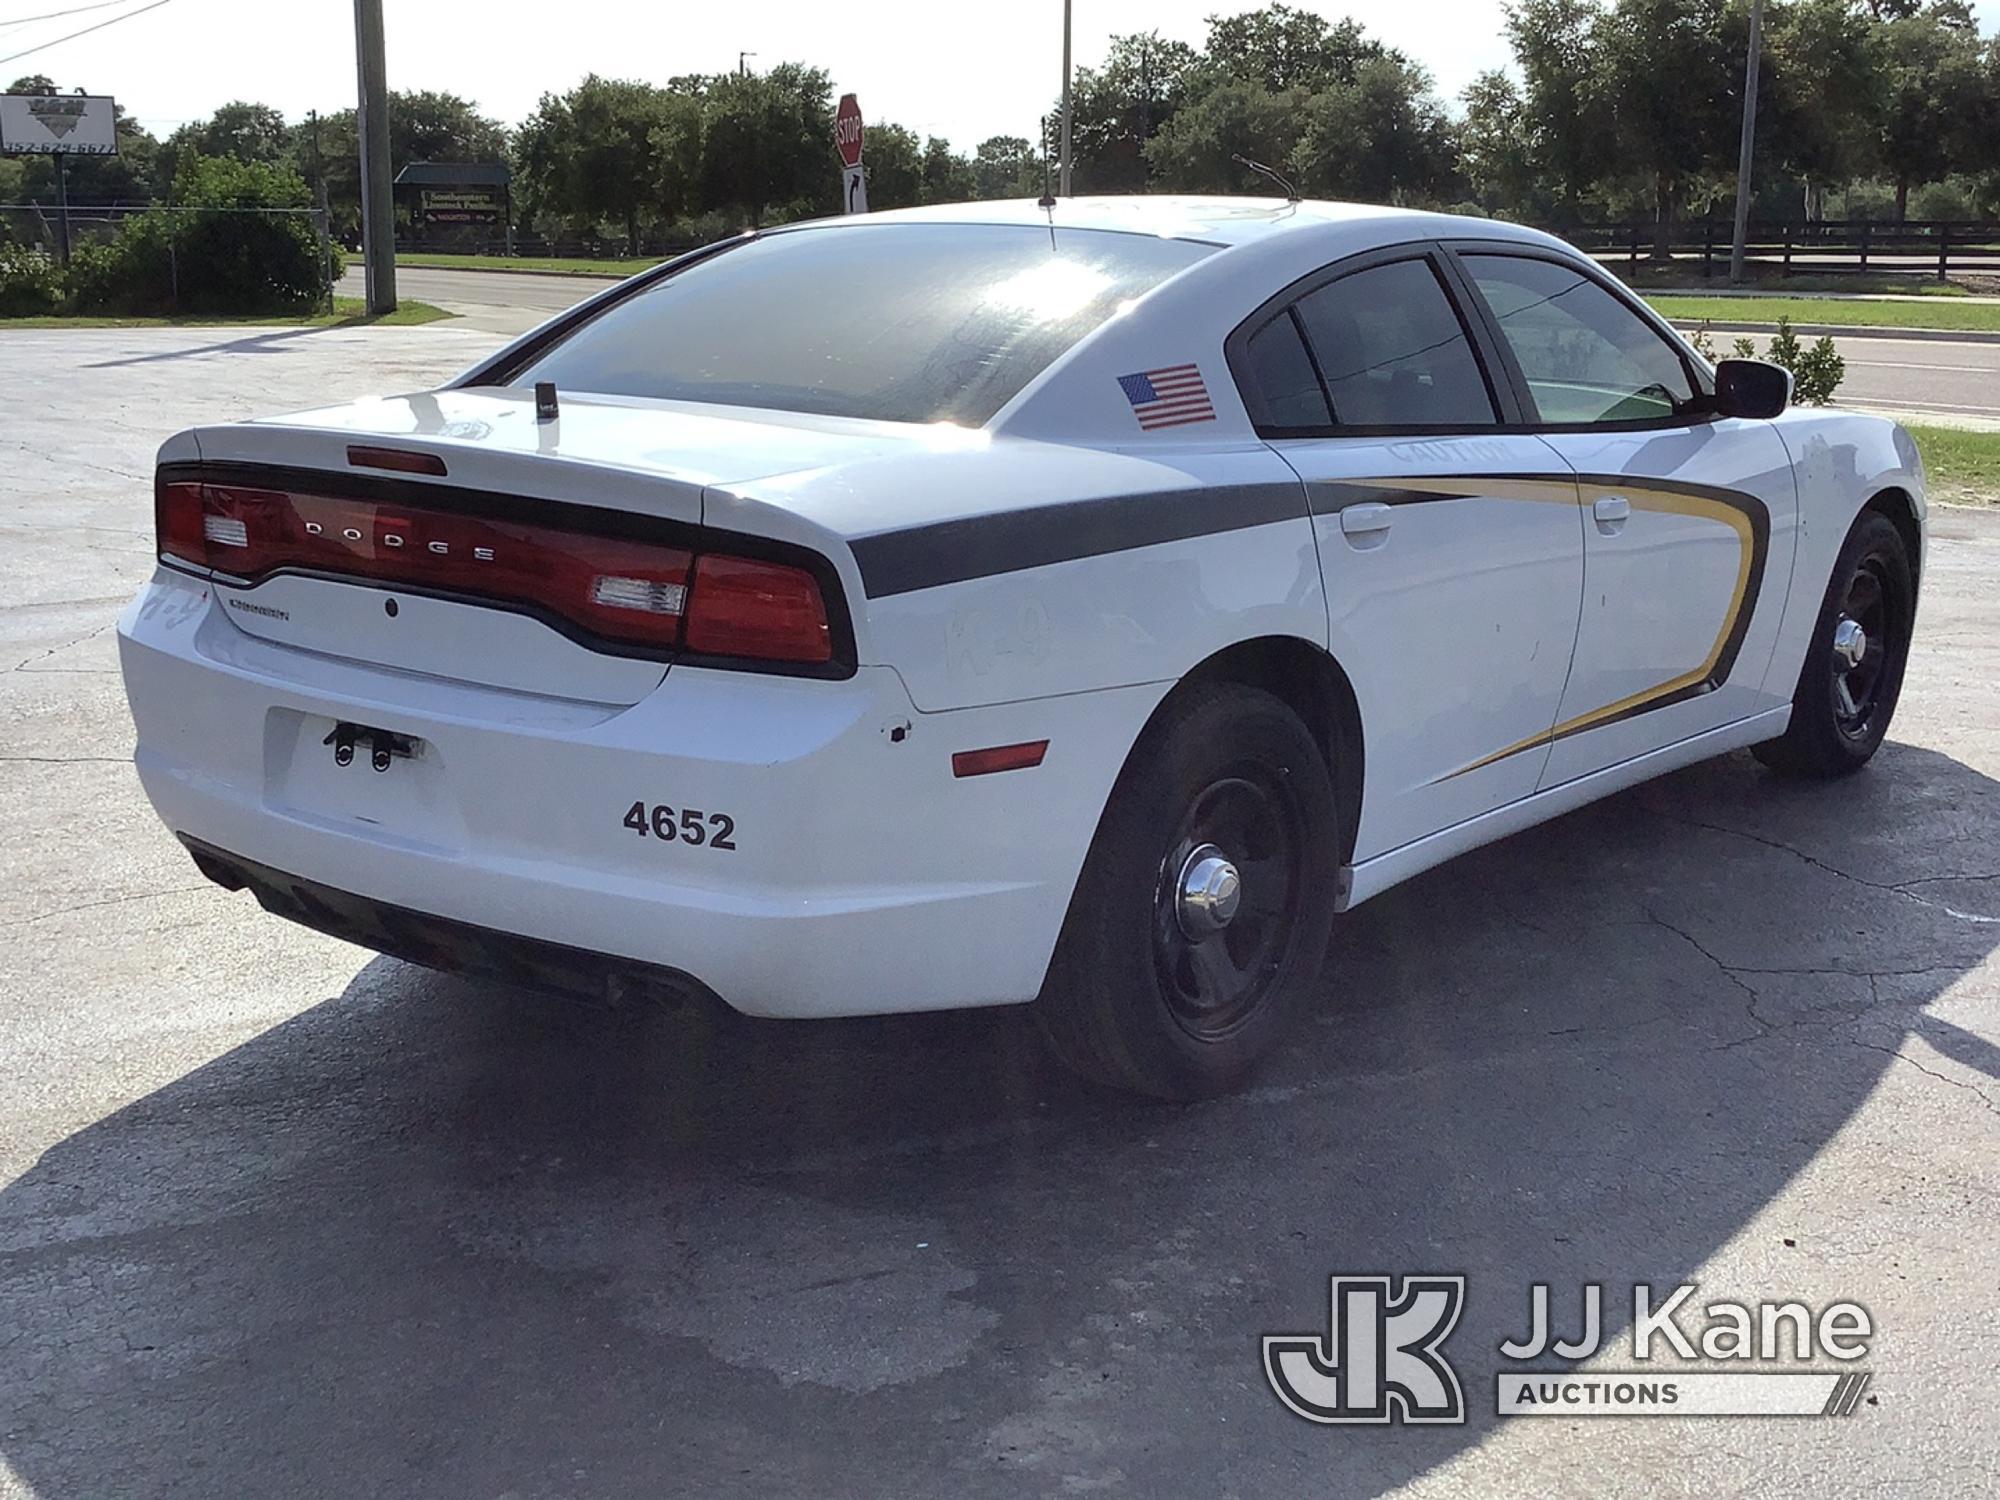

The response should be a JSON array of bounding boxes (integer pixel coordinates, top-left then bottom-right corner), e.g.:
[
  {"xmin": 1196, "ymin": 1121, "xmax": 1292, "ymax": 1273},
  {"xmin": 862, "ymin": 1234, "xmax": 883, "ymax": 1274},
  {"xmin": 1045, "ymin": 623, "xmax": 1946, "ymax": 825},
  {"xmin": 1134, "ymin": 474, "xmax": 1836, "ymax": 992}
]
[{"xmin": 3, "ymin": 323, "xmax": 1997, "ymax": 1498}]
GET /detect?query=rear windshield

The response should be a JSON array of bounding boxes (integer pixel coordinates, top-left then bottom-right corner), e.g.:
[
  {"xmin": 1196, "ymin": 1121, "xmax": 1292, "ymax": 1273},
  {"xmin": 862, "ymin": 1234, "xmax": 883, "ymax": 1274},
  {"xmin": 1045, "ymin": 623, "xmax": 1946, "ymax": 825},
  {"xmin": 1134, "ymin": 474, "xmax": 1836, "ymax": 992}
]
[{"xmin": 510, "ymin": 222, "xmax": 1216, "ymax": 426}]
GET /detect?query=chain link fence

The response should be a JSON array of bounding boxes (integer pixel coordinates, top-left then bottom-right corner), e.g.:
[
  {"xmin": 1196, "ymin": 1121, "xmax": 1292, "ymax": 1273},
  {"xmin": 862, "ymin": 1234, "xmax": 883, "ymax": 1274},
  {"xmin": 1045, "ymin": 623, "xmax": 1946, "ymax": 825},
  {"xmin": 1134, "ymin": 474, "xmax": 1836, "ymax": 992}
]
[{"xmin": 1, "ymin": 203, "xmax": 338, "ymax": 313}]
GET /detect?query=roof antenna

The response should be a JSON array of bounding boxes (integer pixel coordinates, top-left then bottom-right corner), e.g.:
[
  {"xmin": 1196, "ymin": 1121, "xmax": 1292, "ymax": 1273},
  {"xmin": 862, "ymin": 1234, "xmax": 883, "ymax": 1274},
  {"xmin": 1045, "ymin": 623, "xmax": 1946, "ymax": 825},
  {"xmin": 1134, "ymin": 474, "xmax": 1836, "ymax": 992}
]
[
  {"xmin": 1038, "ymin": 111, "xmax": 1058, "ymax": 210},
  {"xmin": 1232, "ymin": 153, "xmax": 1299, "ymax": 203}
]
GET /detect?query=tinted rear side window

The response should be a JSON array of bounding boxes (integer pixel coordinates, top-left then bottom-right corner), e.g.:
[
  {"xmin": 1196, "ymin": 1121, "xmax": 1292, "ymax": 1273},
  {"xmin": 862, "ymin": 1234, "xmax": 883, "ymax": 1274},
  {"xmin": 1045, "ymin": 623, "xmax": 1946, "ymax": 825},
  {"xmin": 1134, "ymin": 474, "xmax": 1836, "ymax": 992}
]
[
  {"xmin": 1292, "ymin": 258, "xmax": 1497, "ymax": 429},
  {"xmin": 512, "ymin": 224, "xmax": 1216, "ymax": 426},
  {"xmin": 1241, "ymin": 311, "xmax": 1333, "ymax": 429}
]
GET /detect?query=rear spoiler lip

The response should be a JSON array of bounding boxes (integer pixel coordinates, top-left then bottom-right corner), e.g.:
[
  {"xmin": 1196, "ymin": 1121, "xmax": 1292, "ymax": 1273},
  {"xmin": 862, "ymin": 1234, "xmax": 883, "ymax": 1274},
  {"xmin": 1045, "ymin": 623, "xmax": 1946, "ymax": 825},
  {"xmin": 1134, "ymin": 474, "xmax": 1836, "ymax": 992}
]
[{"xmin": 153, "ymin": 457, "xmax": 860, "ymax": 681}]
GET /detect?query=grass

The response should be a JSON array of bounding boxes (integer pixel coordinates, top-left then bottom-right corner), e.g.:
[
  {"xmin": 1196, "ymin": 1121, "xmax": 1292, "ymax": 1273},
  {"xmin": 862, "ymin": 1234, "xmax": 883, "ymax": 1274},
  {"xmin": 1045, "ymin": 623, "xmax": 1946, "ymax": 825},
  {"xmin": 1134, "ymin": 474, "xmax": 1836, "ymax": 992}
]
[
  {"xmin": 1613, "ymin": 264, "xmax": 1977, "ymax": 296},
  {"xmin": 1, "ymin": 297, "xmax": 455, "ymax": 329},
  {"xmin": 1907, "ymin": 424, "xmax": 2000, "ymax": 506},
  {"xmin": 344, "ymin": 250, "xmax": 648, "ymax": 277},
  {"xmin": 1644, "ymin": 294, "xmax": 2000, "ymax": 333}
]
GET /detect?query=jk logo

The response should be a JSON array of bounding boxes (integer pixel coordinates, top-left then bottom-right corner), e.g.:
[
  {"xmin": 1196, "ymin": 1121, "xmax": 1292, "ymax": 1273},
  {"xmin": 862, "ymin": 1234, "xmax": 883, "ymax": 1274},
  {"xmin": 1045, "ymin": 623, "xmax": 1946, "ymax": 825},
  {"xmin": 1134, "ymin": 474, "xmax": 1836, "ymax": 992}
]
[{"xmin": 1264, "ymin": 1275, "xmax": 1467, "ymax": 1424}]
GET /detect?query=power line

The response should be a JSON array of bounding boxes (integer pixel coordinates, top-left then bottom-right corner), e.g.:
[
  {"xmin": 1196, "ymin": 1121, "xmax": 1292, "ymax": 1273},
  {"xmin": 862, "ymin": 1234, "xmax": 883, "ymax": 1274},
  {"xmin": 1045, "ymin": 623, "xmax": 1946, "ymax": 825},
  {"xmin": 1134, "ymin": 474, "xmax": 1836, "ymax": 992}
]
[
  {"xmin": 0, "ymin": 0, "xmax": 141, "ymax": 33},
  {"xmin": 0, "ymin": 0, "xmax": 174, "ymax": 68}
]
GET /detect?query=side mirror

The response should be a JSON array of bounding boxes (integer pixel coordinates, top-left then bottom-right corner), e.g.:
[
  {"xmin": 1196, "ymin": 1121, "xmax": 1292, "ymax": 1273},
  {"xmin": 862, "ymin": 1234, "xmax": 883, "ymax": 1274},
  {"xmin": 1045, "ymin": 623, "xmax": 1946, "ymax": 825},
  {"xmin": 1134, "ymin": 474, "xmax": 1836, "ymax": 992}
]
[{"xmin": 1713, "ymin": 358, "xmax": 1792, "ymax": 420}]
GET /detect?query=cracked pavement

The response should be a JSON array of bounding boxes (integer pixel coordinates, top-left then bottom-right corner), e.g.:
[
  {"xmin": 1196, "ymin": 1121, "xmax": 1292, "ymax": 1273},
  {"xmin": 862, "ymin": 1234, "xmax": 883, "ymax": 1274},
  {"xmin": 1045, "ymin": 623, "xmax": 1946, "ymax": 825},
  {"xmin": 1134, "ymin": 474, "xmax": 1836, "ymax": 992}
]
[{"xmin": 2, "ymin": 325, "xmax": 1997, "ymax": 1498}]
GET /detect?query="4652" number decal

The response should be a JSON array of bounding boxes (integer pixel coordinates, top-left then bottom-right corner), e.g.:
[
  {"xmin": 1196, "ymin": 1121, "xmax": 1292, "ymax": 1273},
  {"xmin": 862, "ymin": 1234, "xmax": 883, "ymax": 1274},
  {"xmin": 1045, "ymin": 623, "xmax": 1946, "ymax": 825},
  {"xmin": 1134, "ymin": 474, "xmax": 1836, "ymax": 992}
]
[{"xmin": 622, "ymin": 801, "xmax": 738, "ymax": 850}]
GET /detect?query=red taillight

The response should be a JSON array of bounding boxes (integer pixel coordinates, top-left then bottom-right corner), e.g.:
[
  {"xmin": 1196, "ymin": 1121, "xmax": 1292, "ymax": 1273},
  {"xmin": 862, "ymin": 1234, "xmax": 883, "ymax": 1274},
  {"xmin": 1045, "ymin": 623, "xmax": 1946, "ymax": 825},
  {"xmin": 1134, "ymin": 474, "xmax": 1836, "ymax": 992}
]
[
  {"xmin": 156, "ymin": 480, "xmax": 209, "ymax": 570},
  {"xmin": 684, "ymin": 555, "xmax": 832, "ymax": 664},
  {"xmin": 156, "ymin": 476, "xmax": 835, "ymax": 665}
]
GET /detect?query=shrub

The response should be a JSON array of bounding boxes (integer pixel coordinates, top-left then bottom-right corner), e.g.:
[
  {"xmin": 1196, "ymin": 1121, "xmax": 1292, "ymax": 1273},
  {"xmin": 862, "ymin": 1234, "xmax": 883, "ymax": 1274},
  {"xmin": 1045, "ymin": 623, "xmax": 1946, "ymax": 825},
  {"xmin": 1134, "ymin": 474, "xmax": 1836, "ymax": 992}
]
[
  {"xmin": 66, "ymin": 153, "xmax": 330, "ymax": 317},
  {"xmin": 1762, "ymin": 316, "xmax": 1845, "ymax": 406},
  {"xmin": 1789, "ymin": 333, "xmax": 1846, "ymax": 406},
  {"xmin": 1687, "ymin": 318, "xmax": 1844, "ymax": 407},
  {"xmin": 0, "ymin": 242, "xmax": 65, "ymax": 316}
]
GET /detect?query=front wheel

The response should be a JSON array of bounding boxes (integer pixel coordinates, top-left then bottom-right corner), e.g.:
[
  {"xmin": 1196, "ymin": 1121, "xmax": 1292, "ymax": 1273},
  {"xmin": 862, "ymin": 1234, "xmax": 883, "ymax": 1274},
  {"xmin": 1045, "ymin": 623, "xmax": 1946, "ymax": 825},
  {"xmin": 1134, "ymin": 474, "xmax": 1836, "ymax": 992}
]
[
  {"xmin": 1035, "ymin": 683, "xmax": 1341, "ymax": 1100},
  {"xmin": 1754, "ymin": 509, "xmax": 1915, "ymax": 777}
]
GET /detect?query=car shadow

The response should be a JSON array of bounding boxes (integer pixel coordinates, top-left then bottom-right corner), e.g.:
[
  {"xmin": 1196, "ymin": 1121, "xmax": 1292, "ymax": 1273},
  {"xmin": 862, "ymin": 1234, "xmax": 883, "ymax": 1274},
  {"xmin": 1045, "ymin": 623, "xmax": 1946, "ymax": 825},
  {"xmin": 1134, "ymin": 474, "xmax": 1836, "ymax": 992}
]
[
  {"xmin": 2, "ymin": 742, "xmax": 1995, "ymax": 1497},
  {"xmin": 83, "ymin": 325, "xmax": 369, "ymax": 370}
]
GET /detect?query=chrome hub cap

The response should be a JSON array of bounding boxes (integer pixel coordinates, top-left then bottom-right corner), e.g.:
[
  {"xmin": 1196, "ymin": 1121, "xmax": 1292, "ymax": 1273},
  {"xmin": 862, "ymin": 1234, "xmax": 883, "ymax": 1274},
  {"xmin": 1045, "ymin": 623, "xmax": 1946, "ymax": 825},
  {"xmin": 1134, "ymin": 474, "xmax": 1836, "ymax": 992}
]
[
  {"xmin": 1151, "ymin": 771, "xmax": 1302, "ymax": 1041},
  {"xmin": 1832, "ymin": 615, "xmax": 1868, "ymax": 672},
  {"xmin": 1175, "ymin": 843, "xmax": 1242, "ymax": 940}
]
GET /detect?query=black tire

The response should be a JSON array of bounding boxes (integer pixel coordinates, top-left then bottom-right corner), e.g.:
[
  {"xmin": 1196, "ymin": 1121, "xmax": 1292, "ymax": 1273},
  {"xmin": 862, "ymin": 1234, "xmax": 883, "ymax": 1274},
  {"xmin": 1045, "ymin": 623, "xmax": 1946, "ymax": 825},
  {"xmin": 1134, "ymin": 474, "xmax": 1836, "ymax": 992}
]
[
  {"xmin": 1753, "ymin": 508, "xmax": 1914, "ymax": 777},
  {"xmin": 1035, "ymin": 682, "xmax": 1342, "ymax": 1100}
]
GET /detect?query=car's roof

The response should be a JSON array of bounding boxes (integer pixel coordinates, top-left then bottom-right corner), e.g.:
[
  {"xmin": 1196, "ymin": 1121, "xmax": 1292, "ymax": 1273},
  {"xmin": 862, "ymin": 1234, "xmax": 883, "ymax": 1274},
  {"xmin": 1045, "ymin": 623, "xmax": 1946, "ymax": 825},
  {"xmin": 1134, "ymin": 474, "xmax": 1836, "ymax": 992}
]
[{"xmin": 802, "ymin": 194, "xmax": 1557, "ymax": 253}]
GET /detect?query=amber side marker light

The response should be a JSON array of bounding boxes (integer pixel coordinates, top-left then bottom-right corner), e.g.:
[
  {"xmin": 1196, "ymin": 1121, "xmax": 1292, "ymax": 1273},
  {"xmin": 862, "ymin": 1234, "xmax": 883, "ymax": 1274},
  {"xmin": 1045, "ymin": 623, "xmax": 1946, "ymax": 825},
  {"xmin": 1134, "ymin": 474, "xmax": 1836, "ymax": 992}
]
[
  {"xmin": 951, "ymin": 740, "xmax": 1049, "ymax": 778},
  {"xmin": 347, "ymin": 445, "xmax": 449, "ymax": 476}
]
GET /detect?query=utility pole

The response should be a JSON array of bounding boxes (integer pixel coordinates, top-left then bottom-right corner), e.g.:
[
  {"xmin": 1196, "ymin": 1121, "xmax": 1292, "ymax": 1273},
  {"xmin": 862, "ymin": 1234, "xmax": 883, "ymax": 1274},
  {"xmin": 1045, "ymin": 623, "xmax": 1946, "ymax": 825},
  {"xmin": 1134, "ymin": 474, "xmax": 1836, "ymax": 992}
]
[
  {"xmin": 53, "ymin": 151, "xmax": 71, "ymax": 265},
  {"xmin": 1058, "ymin": 0, "xmax": 1073, "ymax": 197},
  {"xmin": 1728, "ymin": 0, "xmax": 1766, "ymax": 286},
  {"xmin": 354, "ymin": 0, "xmax": 396, "ymax": 314}
]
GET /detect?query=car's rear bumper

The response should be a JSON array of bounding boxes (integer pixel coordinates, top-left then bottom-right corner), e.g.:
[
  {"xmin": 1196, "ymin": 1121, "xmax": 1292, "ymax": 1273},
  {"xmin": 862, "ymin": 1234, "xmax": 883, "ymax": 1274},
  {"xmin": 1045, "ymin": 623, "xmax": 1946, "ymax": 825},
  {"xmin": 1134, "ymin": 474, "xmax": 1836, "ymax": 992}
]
[
  {"xmin": 119, "ymin": 569, "xmax": 1162, "ymax": 1017},
  {"xmin": 181, "ymin": 835, "xmax": 727, "ymax": 1009}
]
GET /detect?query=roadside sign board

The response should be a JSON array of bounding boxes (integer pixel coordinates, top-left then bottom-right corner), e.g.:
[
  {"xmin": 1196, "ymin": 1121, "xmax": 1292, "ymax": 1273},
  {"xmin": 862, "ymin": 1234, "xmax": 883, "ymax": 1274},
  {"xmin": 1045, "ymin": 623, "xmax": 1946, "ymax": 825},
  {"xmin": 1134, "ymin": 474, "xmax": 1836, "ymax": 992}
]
[
  {"xmin": 0, "ymin": 94, "xmax": 119, "ymax": 155},
  {"xmin": 835, "ymin": 93, "xmax": 864, "ymax": 170},
  {"xmin": 419, "ymin": 187, "xmax": 504, "ymax": 226}
]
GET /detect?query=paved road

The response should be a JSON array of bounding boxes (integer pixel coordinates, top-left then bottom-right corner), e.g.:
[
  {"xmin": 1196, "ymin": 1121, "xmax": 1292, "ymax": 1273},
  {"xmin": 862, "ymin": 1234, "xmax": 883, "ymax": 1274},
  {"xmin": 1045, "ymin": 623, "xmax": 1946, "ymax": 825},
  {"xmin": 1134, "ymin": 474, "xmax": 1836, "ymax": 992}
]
[
  {"xmin": 351, "ymin": 265, "xmax": 2000, "ymax": 427},
  {"xmin": 2, "ymin": 324, "xmax": 1998, "ymax": 1497},
  {"xmin": 1834, "ymin": 335, "xmax": 2000, "ymax": 423},
  {"xmin": 339, "ymin": 263, "xmax": 607, "ymax": 333}
]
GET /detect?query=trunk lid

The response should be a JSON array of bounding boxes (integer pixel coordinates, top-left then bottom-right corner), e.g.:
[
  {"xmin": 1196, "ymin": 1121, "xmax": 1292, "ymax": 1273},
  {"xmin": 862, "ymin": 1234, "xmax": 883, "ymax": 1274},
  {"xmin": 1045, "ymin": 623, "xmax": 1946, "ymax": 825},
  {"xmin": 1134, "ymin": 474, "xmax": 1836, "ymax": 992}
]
[{"xmin": 178, "ymin": 389, "xmax": 911, "ymax": 702}]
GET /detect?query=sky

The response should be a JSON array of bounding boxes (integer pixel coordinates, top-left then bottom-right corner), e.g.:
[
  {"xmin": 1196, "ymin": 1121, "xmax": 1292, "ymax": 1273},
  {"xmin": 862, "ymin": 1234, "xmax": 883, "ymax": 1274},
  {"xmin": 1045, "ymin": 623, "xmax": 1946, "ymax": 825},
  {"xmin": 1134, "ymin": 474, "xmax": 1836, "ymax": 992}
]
[{"xmin": 4, "ymin": 0, "xmax": 1999, "ymax": 151}]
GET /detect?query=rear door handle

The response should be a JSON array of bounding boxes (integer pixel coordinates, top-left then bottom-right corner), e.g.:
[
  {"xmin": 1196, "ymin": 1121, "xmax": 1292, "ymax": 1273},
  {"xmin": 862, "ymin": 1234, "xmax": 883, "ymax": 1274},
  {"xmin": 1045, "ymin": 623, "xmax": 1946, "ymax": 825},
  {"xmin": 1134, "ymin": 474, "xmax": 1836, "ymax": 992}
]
[
  {"xmin": 1340, "ymin": 502, "xmax": 1394, "ymax": 537},
  {"xmin": 1593, "ymin": 495, "xmax": 1631, "ymax": 528}
]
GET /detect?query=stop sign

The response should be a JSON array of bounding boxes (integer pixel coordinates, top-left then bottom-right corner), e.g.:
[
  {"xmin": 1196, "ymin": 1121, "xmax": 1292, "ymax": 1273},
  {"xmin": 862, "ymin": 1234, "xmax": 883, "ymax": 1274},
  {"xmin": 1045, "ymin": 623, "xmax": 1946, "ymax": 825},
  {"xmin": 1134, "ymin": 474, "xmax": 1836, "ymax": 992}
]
[{"xmin": 834, "ymin": 93, "xmax": 864, "ymax": 169}]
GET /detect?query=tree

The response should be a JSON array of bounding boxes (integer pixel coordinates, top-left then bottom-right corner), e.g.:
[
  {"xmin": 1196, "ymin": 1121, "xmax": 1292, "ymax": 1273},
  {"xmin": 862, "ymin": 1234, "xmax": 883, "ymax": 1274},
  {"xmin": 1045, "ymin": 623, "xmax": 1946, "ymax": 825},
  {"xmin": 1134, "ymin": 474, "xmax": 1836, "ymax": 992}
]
[
  {"xmin": 162, "ymin": 100, "xmax": 288, "ymax": 180},
  {"xmin": 919, "ymin": 136, "xmax": 975, "ymax": 204},
  {"xmin": 860, "ymin": 122, "xmax": 923, "ymax": 210},
  {"xmin": 1588, "ymin": 0, "xmax": 1741, "ymax": 257},
  {"xmin": 1762, "ymin": 0, "xmax": 1884, "ymax": 219},
  {"xmin": 971, "ymin": 136, "xmax": 1039, "ymax": 199},
  {"xmin": 1143, "ymin": 77, "xmax": 1310, "ymax": 193},
  {"xmin": 300, "ymin": 91, "xmax": 509, "ymax": 236},
  {"xmin": 697, "ymin": 63, "xmax": 837, "ymax": 225},
  {"xmin": 1457, "ymin": 70, "xmax": 1540, "ymax": 216},
  {"xmin": 1061, "ymin": 31, "xmax": 1198, "ymax": 193},
  {"xmin": 1291, "ymin": 53, "xmax": 1458, "ymax": 203},
  {"xmin": 1874, "ymin": 4, "xmax": 1987, "ymax": 219},
  {"xmin": 515, "ymin": 76, "xmax": 687, "ymax": 251},
  {"xmin": 1503, "ymin": 0, "xmax": 1611, "ymax": 220},
  {"xmin": 1204, "ymin": 5, "xmax": 1388, "ymax": 91}
]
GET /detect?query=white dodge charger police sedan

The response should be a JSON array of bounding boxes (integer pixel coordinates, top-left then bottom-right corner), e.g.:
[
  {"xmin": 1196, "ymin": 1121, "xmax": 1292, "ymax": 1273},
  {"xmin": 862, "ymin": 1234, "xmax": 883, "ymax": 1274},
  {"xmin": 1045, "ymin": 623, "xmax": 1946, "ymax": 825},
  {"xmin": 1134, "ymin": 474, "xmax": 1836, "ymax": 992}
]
[{"xmin": 118, "ymin": 196, "xmax": 1924, "ymax": 1098}]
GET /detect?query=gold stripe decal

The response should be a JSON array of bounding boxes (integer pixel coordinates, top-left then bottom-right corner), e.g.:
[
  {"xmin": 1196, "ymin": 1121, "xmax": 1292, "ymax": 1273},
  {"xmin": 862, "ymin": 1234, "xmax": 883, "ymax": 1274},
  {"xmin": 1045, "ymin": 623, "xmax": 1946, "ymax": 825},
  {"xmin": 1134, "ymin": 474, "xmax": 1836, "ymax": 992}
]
[{"xmin": 1429, "ymin": 474, "xmax": 1771, "ymax": 782}]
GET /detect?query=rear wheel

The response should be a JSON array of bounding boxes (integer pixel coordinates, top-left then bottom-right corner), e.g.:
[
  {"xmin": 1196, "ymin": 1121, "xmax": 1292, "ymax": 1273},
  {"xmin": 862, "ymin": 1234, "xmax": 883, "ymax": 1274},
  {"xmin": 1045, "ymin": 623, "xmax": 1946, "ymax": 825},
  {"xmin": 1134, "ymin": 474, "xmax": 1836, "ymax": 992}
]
[
  {"xmin": 1036, "ymin": 683, "xmax": 1341, "ymax": 1100},
  {"xmin": 1754, "ymin": 509, "xmax": 1914, "ymax": 777}
]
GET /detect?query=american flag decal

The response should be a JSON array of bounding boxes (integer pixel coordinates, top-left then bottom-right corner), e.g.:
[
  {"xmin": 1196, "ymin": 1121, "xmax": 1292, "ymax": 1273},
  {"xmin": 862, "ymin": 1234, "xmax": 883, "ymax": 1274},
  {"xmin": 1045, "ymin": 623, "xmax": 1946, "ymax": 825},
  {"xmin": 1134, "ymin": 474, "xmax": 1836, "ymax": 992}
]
[{"xmin": 1117, "ymin": 363, "xmax": 1216, "ymax": 431}]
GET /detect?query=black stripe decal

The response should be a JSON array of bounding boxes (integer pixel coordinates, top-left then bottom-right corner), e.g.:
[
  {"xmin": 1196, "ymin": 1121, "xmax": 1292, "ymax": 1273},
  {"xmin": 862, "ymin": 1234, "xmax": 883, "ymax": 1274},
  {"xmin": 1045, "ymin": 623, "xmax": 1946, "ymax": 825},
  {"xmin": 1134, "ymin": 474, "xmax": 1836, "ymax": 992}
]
[{"xmin": 851, "ymin": 483, "xmax": 1307, "ymax": 598}]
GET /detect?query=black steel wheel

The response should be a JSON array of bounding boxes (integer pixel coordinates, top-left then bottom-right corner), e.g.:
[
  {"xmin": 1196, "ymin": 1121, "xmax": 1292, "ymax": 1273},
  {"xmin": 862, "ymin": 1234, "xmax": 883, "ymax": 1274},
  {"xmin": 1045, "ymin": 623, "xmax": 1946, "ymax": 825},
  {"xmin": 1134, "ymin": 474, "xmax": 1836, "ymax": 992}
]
[
  {"xmin": 1037, "ymin": 682, "xmax": 1341, "ymax": 1100},
  {"xmin": 1755, "ymin": 508, "xmax": 1914, "ymax": 777},
  {"xmin": 1152, "ymin": 771, "xmax": 1305, "ymax": 1042}
]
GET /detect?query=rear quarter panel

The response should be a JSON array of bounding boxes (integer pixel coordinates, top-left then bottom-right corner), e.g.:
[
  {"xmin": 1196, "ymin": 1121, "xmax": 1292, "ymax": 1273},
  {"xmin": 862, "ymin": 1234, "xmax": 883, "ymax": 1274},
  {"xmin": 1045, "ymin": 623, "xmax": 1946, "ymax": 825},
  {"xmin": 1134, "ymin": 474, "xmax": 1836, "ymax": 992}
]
[{"xmin": 733, "ymin": 440, "xmax": 1326, "ymax": 713}]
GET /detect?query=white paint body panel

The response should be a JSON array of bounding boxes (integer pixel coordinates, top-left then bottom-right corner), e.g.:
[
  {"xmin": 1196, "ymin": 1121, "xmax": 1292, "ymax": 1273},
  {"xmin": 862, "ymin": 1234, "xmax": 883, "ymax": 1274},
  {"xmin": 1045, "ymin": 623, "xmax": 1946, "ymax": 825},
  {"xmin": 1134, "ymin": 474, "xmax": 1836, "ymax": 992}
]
[
  {"xmin": 116, "ymin": 198, "xmax": 1928, "ymax": 1017},
  {"xmin": 1533, "ymin": 420, "xmax": 1800, "ymax": 787},
  {"xmin": 1270, "ymin": 433, "xmax": 1585, "ymax": 857},
  {"xmin": 120, "ymin": 568, "xmax": 1164, "ymax": 1017}
]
